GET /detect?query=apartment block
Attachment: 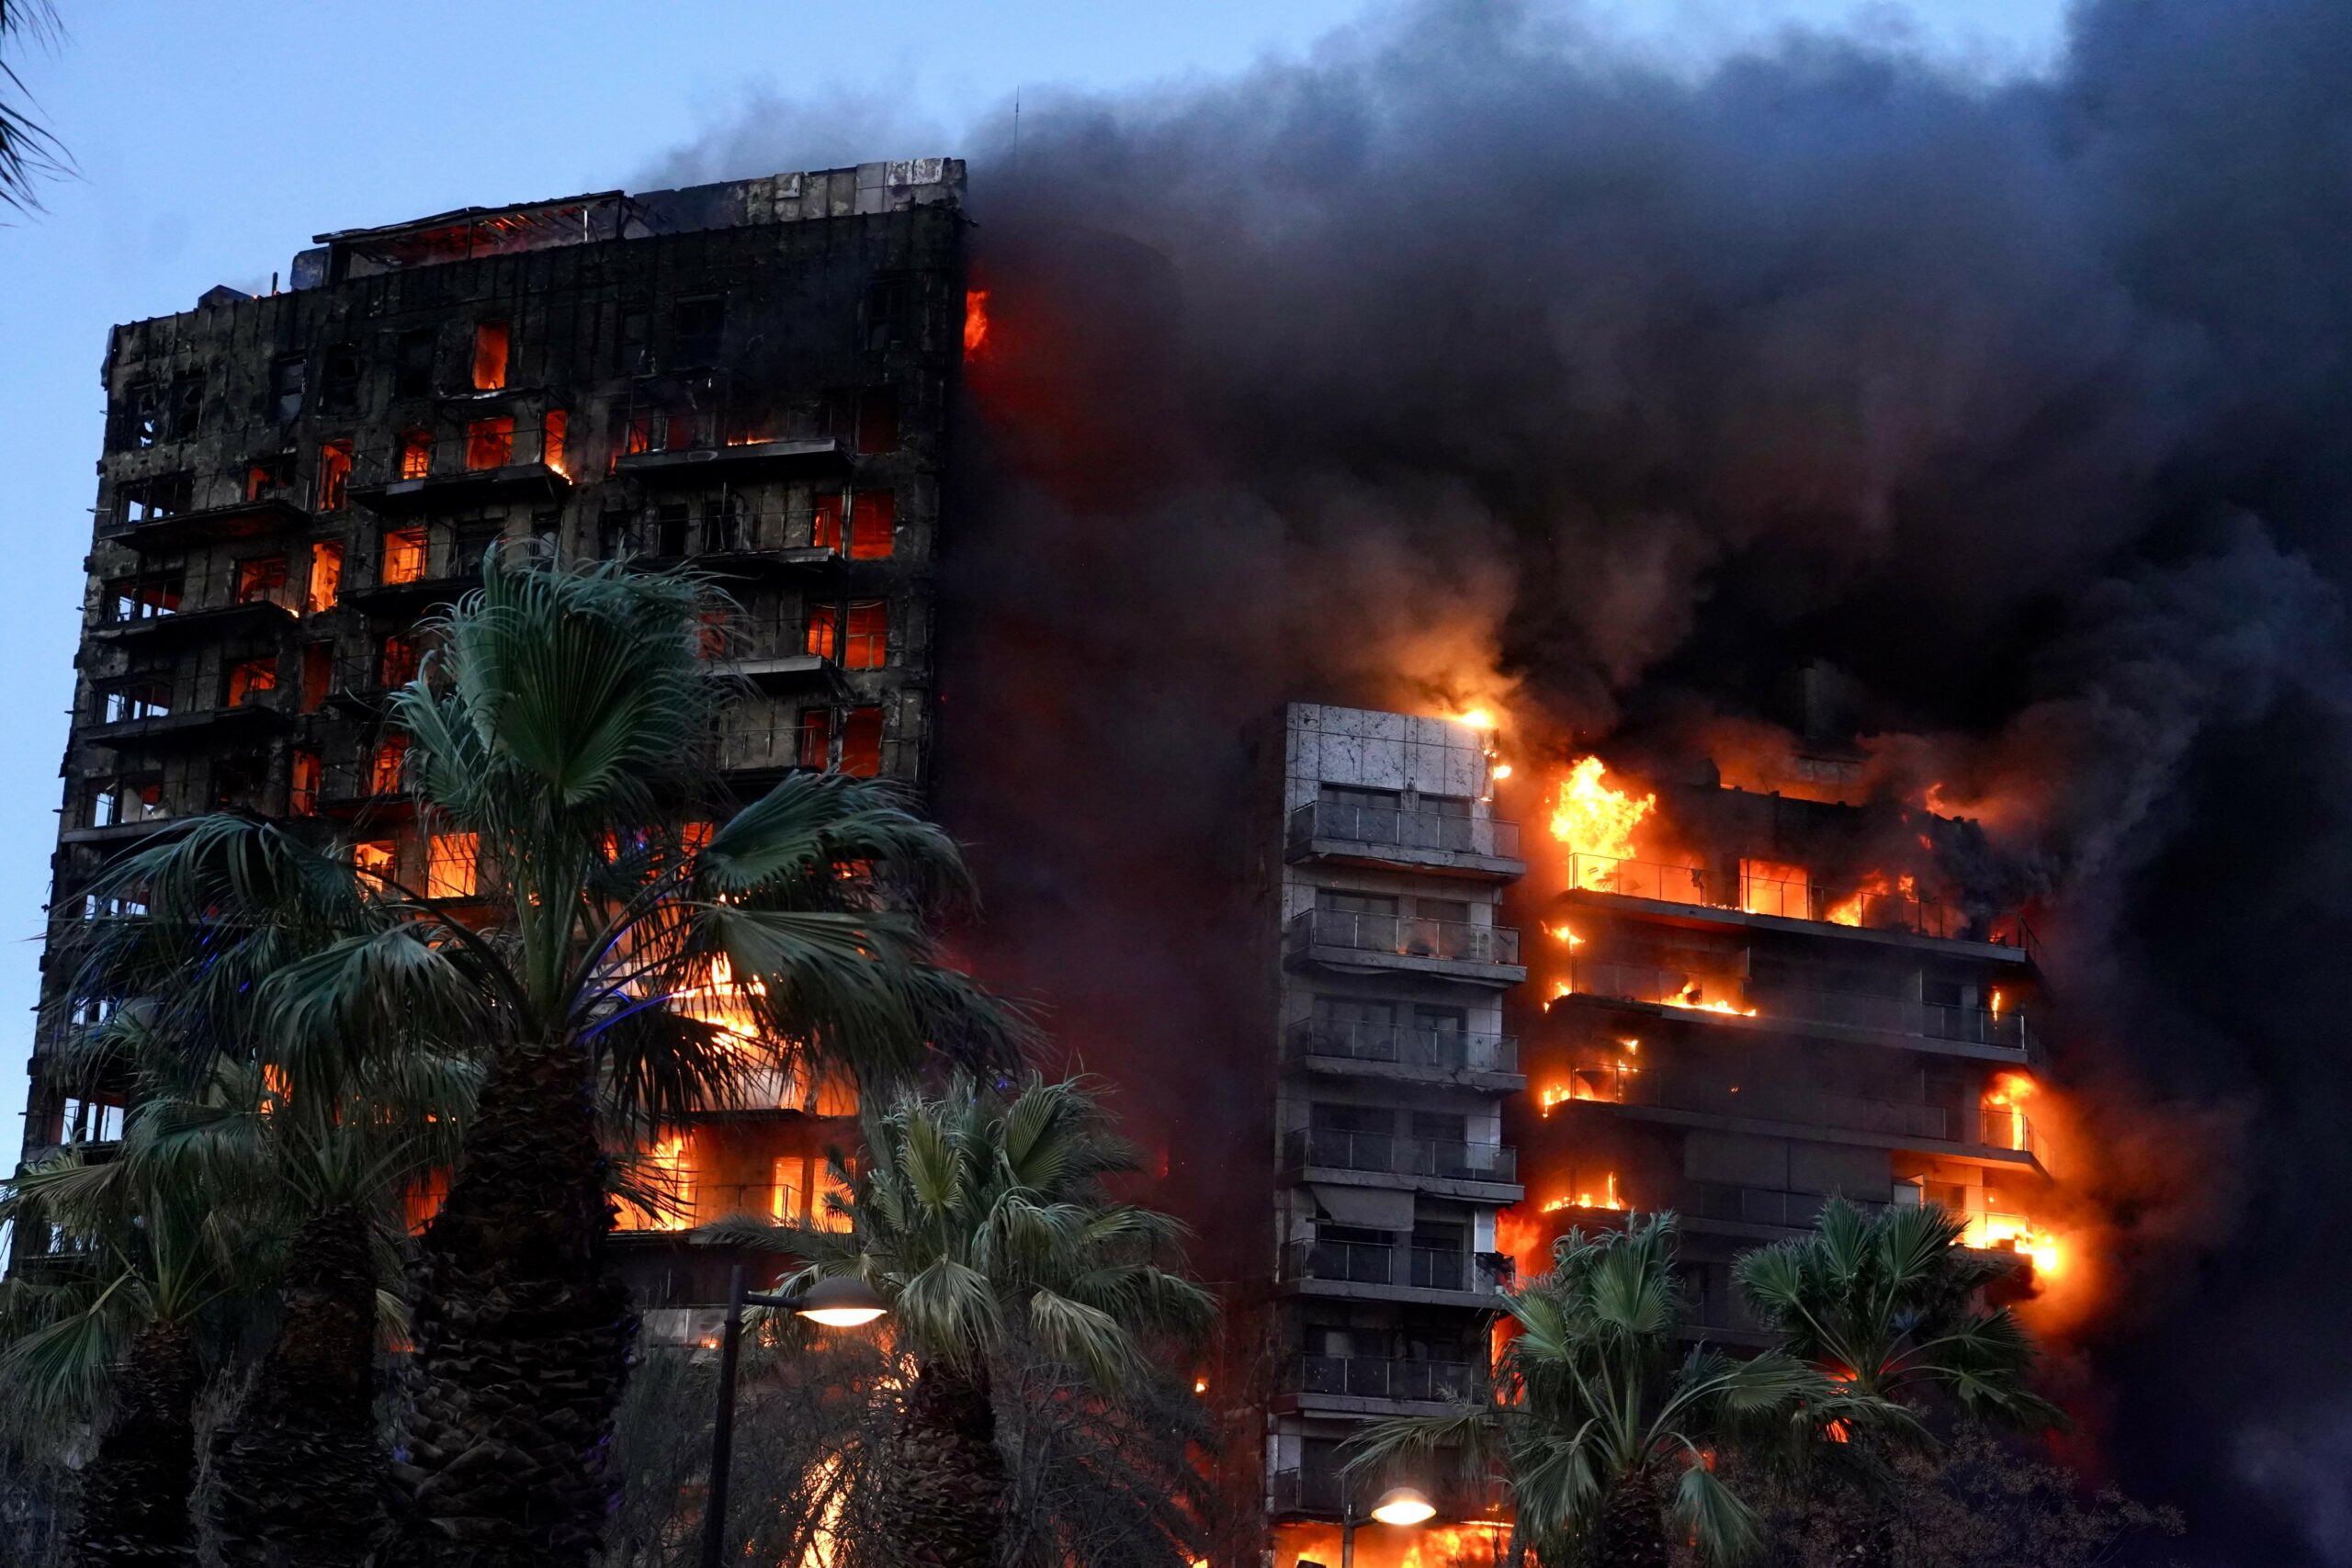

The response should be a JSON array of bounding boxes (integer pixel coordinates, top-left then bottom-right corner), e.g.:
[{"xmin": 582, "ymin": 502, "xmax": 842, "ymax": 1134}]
[
  {"xmin": 1258, "ymin": 704, "xmax": 1527, "ymax": 1557},
  {"xmin": 1521, "ymin": 770, "xmax": 2053, "ymax": 1337},
  {"xmin": 19, "ymin": 164, "xmax": 970, "ymax": 1302}
]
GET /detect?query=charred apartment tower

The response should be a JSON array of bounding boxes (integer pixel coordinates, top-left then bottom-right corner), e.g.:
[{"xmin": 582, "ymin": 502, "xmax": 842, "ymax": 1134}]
[{"xmin": 18, "ymin": 163, "xmax": 968, "ymax": 1298}]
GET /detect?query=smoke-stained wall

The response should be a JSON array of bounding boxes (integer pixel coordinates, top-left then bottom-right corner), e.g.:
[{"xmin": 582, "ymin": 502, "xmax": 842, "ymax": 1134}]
[{"xmin": 655, "ymin": 2, "xmax": 2352, "ymax": 1560}]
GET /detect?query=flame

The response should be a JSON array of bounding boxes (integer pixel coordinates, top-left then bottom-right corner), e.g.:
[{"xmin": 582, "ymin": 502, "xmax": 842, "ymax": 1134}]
[
  {"xmin": 1739, "ymin": 859, "xmax": 1809, "ymax": 916},
  {"xmin": 1968, "ymin": 1211, "xmax": 2064, "ymax": 1277},
  {"xmin": 1550, "ymin": 756, "xmax": 1655, "ymax": 882},
  {"xmin": 1539, "ymin": 1084, "xmax": 1573, "ymax": 1115},
  {"xmin": 1549, "ymin": 923, "xmax": 1583, "ymax": 946},
  {"xmin": 1543, "ymin": 1173, "xmax": 1624, "ymax": 1213},
  {"xmin": 1494, "ymin": 1208, "xmax": 1545, "ymax": 1275},
  {"xmin": 1826, "ymin": 871, "xmax": 1918, "ymax": 927},
  {"xmin": 963, "ymin": 288, "xmax": 990, "ymax": 355},
  {"xmin": 1489, "ymin": 761, "xmax": 1512, "ymax": 781},
  {"xmin": 1657, "ymin": 979, "xmax": 1758, "ymax": 1017},
  {"xmin": 1274, "ymin": 1522, "xmax": 1510, "ymax": 1568},
  {"xmin": 1982, "ymin": 1071, "xmax": 2037, "ymax": 1152}
]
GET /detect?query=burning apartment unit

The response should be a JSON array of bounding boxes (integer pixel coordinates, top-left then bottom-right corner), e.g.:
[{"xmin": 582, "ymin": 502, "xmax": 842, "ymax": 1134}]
[
  {"xmin": 1519, "ymin": 751, "xmax": 2057, "ymax": 1334},
  {"xmin": 1257, "ymin": 704, "xmax": 1526, "ymax": 1560},
  {"xmin": 18, "ymin": 162, "xmax": 970, "ymax": 1303}
]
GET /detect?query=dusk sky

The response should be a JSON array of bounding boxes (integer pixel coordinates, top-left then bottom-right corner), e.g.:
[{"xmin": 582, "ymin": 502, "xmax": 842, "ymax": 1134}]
[{"xmin": 0, "ymin": 0, "xmax": 2069, "ymax": 1143}]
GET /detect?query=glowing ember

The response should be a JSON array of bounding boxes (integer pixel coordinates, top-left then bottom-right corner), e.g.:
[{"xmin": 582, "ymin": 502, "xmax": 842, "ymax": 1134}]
[
  {"xmin": 963, "ymin": 288, "xmax": 990, "ymax": 355},
  {"xmin": 1490, "ymin": 761, "xmax": 1513, "ymax": 780},
  {"xmin": 1550, "ymin": 756, "xmax": 1656, "ymax": 887}
]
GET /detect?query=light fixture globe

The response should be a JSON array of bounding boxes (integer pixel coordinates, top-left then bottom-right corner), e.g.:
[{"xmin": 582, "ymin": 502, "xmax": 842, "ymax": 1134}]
[
  {"xmin": 1369, "ymin": 1486, "xmax": 1437, "ymax": 1527},
  {"xmin": 795, "ymin": 1274, "xmax": 888, "ymax": 1328}
]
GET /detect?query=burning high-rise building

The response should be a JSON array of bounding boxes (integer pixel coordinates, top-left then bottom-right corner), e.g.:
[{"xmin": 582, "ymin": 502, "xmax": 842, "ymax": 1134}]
[{"xmin": 14, "ymin": 162, "xmax": 969, "ymax": 1316}]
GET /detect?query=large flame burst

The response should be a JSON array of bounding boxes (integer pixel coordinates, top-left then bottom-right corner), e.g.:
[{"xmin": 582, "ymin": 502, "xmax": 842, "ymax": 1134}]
[{"xmin": 1549, "ymin": 755, "xmax": 1655, "ymax": 886}]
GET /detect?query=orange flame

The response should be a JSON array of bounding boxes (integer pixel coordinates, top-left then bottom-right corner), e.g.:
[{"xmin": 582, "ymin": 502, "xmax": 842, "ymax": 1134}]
[
  {"xmin": 1543, "ymin": 1172, "xmax": 1624, "ymax": 1213},
  {"xmin": 1982, "ymin": 1071, "xmax": 2037, "ymax": 1153},
  {"xmin": 1826, "ymin": 871, "xmax": 1918, "ymax": 927},
  {"xmin": 963, "ymin": 289, "xmax": 990, "ymax": 356},
  {"xmin": 1550, "ymin": 756, "xmax": 1655, "ymax": 884}
]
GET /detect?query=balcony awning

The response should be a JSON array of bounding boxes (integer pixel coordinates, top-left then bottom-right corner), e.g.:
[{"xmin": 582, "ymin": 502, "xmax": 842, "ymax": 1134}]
[{"xmin": 1310, "ymin": 1183, "xmax": 1415, "ymax": 1230}]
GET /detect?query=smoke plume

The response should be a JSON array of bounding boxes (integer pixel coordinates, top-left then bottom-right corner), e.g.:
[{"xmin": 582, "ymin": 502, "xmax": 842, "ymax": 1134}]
[{"xmin": 650, "ymin": 1, "xmax": 2352, "ymax": 1559}]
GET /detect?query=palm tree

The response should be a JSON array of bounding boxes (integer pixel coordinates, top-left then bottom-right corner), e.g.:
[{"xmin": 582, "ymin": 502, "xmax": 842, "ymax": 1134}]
[
  {"xmin": 1733, "ymin": 1200, "xmax": 2064, "ymax": 1566},
  {"xmin": 1354, "ymin": 1213, "xmax": 1900, "ymax": 1568},
  {"xmin": 0, "ymin": 1152, "xmax": 253, "ymax": 1568},
  {"xmin": 56, "ymin": 816, "xmax": 477, "ymax": 1566},
  {"xmin": 736, "ymin": 1076, "xmax": 1216, "ymax": 1568},
  {"xmin": 249, "ymin": 557, "xmax": 1023, "ymax": 1565},
  {"xmin": 1, "ymin": 0, "xmax": 71, "ymax": 212}
]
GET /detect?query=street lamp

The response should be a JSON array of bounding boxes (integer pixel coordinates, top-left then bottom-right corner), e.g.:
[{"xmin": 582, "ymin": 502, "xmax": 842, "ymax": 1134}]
[
  {"xmin": 698, "ymin": 1263, "xmax": 888, "ymax": 1568},
  {"xmin": 1339, "ymin": 1478, "xmax": 1435, "ymax": 1567}
]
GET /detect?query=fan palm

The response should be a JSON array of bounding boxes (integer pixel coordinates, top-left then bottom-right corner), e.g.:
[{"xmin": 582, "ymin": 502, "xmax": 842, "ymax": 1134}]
[
  {"xmin": 1733, "ymin": 1200, "xmax": 2064, "ymax": 1565},
  {"xmin": 255, "ymin": 556, "xmax": 1023, "ymax": 1564},
  {"xmin": 1353, "ymin": 1213, "xmax": 1902, "ymax": 1568},
  {"xmin": 733, "ymin": 1076, "xmax": 1216, "ymax": 1568},
  {"xmin": 56, "ymin": 815, "xmax": 478, "ymax": 1566}
]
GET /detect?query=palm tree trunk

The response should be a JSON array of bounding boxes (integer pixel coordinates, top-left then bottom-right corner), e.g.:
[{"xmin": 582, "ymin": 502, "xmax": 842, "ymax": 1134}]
[
  {"xmin": 389, "ymin": 1037, "xmax": 633, "ymax": 1567},
  {"xmin": 1591, "ymin": 1468, "xmax": 1669, "ymax": 1568},
  {"xmin": 70, "ymin": 1315, "xmax": 200, "ymax": 1567},
  {"xmin": 884, "ymin": 1359, "xmax": 1004, "ymax": 1568},
  {"xmin": 208, "ymin": 1201, "xmax": 382, "ymax": 1567}
]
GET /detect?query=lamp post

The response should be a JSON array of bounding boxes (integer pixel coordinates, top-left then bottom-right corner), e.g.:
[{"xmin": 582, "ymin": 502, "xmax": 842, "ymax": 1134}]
[
  {"xmin": 1340, "ymin": 1478, "xmax": 1436, "ymax": 1568},
  {"xmin": 699, "ymin": 1264, "xmax": 888, "ymax": 1568}
]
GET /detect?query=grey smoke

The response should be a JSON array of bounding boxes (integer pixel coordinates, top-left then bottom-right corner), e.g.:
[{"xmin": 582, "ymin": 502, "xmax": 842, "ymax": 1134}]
[{"xmin": 647, "ymin": 1, "xmax": 2352, "ymax": 1559}]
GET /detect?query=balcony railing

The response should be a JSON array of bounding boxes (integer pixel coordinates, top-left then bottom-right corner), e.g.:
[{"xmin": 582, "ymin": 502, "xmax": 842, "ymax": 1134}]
[
  {"xmin": 1596, "ymin": 1066, "xmax": 1951, "ymax": 1142},
  {"xmin": 1286, "ymin": 801, "xmax": 1521, "ymax": 861},
  {"xmin": 1284, "ymin": 1128, "xmax": 1517, "ymax": 1184},
  {"xmin": 1565, "ymin": 852, "xmax": 2039, "ymax": 959},
  {"xmin": 614, "ymin": 1182, "xmax": 854, "ymax": 1234},
  {"xmin": 1280, "ymin": 1238, "xmax": 1497, "ymax": 1296},
  {"xmin": 1284, "ymin": 1354, "xmax": 1479, "ymax": 1404},
  {"xmin": 1562, "ymin": 959, "xmax": 2036, "ymax": 1053},
  {"xmin": 1287, "ymin": 1020, "xmax": 1519, "ymax": 1076},
  {"xmin": 1286, "ymin": 909, "xmax": 1521, "ymax": 968}
]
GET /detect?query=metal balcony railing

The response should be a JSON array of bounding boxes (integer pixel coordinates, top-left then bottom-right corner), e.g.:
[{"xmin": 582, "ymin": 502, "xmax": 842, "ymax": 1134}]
[
  {"xmin": 1280, "ymin": 1238, "xmax": 1496, "ymax": 1296},
  {"xmin": 596, "ymin": 487, "xmax": 874, "ymax": 563},
  {"xmin": 1286, "ymin": 1021, "xmax": 1519, "ymax": 1076},
  {"xmin": 1563, "ymin": 959, "xmax": 2037, "ymax": 1053},
  {"xmin": 614, "ymin": 1182, "xmax": 852, "ymax": 1234},
  {"xmin": 1286, "ymin": 909, "xmax": 1521, "ymax": 967},
  {"xmin": 1286, "ymin": 801, "xmax": 1521, "ymax": 860},
  {"xmin": 85, "ymin": 670, "xmax": 292, "ymax": 739},
  {"xmin": 1284, "ymin": 1354, "xmax": 1479, "ymax": 1404},
  {"xmin": 1284, "ymin": 1128, "xmax": 1517, "ymax": 1184},
  {"xmin": 1599, "ymin": 1067, "xmax": 1951, "ymax": 1142},
  {"xmin": 1566, "ymin": 851, "xmax": 2040, "ymax": 959}
]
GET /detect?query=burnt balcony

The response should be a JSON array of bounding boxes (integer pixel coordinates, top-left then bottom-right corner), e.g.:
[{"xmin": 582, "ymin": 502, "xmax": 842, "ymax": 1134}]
[
  {"xmin": 91, "ymin": 565, "xmax": 302, "ymax": 647},
  {"xmin": 614, "ymin": 1182, "xmax": 849, "ymax": 1235},
  {"xmin": 595, "ymin": 489, "xmax": 862, "ymax": 575},
  {"xmin": 348, "ymin": 419, "xmax": 571, "ymax": 510},
  {"xmin": 700, "ymin": 608, "xmax": 863, "ymax": 691},
  {"xmin": 1279, "ymin": 1238, "xmax": 1502, "ymax": 1302},
  {"xmin": 1583, "ymin": 1064, "xmax": 1954, "ymax": 1144},
  {"xmin": 1283, "ymin": 909, "xmax": 1524, "ymax": 986},
  {"xmin": 1285, "ymin": 800, "xmax": 1524, "ymax": 879},
  {"xmin": 1558, "ymin": 960, "xmax": 2038, "ymax": 1058},
  {"xmin": 1283, "ymin": 1128, "xmax": 1519, "ymax": 1189},
  {"xmin": 1282, "ymin": 1353, "xmax": 1480, "ymax": 1409},
  {"xmin": 82, "ymin": 677, "xmax": 293, "ymax": 751},
  {"xmin": 1564, "ymin": 852, "xmax": 2040, "ymax": 962},
  {"xmin": 613, "ymin": 436, "xmax": 844, "ymax": 480},
  {"xmin": 1285, "ymin": 1020, "xmax": 1521, "ymax": 1085},
  {"xmin": 96, "ymin": 467, "xmax": 311, "ymax": 553},
  {"xmin": 606, "ymin": 379, "xmax": 848, "ymax": 483}
]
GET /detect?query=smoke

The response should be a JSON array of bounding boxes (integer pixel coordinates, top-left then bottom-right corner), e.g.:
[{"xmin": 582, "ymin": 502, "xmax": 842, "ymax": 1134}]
[{"xmin": 648, "ymin": 0, "xmax": 2352, "ymax": 1559}]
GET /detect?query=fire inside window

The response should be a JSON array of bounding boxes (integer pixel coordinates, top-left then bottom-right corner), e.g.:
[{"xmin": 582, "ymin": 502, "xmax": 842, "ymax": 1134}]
[
  {"xmin": 427, "ymin": 832, "xmax": 480, "ymax": 900},
  {"xmin": 842, "ymin": 601, "xmax": 887, "ymax": 669},
  {"xmin": 381, "ymin": 527, "xmax": 427, "ymax": 586},
  {"xmin": 848, "ymin": 491, "xmax": 895, "ymax": 559},
  {"xmin": 354, "ymin": 840, "xmax": 396, "ymax": 885},
  {"xmin": 317, "ymin": 440, "xmax": 353, "ymax": 512},
  {"xmin": 245, "ymin": 457, "xmax": 289, "ymax": 502},
  {"xmin": 471, "ymin": 321, "xmax": 510, "ymax": 391},
  {"xmin": 541, "ymin": 410, "xmax": 568, "ymax": 475},
  {"xmin": 379, "ymin": 633, "xmax": 422, "ymax": 689},
  {"xmin": 796, "ymin": 707, "xmax": 830, "ymax": 769},
  {"xmin": 300, "ymin": 645, "xmax": 332, "ymax": 711},
  {"xmin": 771, "ymin": 1156, "xmax": 807, "ymax": 1224},
  {"xmin": 466, "ymin": 417, "xmax": 514, "ymax": 471},
  {"xmin": 369, "ymin": 736, "xmax": 409, "ymax": 795},
  {"xmin": 289, "ymin": 749, "xmax": 322, "ymax": 816},
  {"xmin": 841, "ymin": 705, "xmax": 883, "ymax": 777},
  {"xmin": 398, "ymin": 429, "xmax": 433, "ymax": 480},
  {"xmin": 236, "ymin": 557, "xmax": 289, "ymax": 605},
  {"xmin": 224, "ymin": 656, "xmax": 277, "ymax": 708},
  {"xmin": 307, "ymin": 542, "xmax": 344, "ymax": 614}
]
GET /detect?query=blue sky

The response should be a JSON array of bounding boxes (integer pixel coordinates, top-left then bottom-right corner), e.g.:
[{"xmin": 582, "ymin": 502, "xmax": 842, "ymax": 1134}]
[{"xmin": 0, "ymin": 0, "xmax": 2066, "ymax": 1144}]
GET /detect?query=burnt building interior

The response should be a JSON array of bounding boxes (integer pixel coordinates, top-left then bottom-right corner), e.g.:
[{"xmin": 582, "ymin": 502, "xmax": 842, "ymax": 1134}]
[{"xmin": 20, "ymin": 161, "xmax": 968, "ymax": 1316}]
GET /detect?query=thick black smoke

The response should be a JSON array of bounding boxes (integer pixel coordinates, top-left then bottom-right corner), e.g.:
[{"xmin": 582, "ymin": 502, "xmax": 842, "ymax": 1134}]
[{"xmin": 651, "ymin": 2, "xmax": 2352, "ymax": 1559}]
